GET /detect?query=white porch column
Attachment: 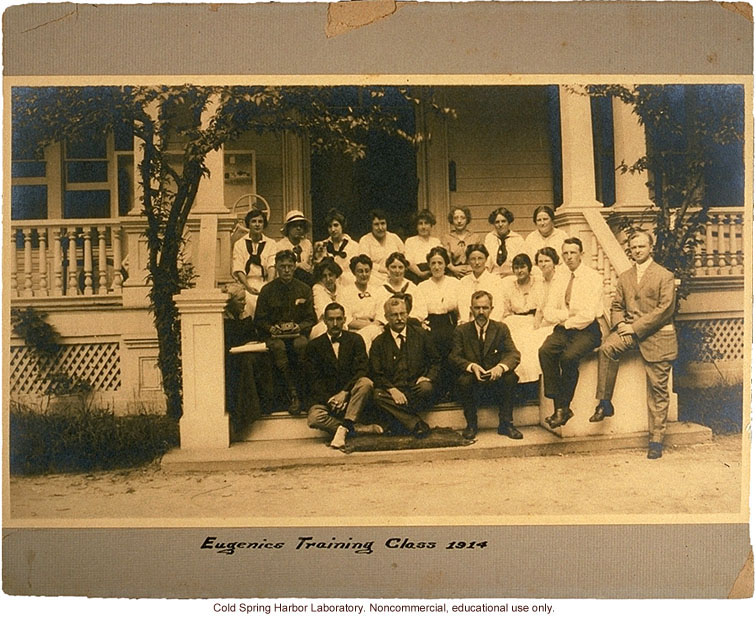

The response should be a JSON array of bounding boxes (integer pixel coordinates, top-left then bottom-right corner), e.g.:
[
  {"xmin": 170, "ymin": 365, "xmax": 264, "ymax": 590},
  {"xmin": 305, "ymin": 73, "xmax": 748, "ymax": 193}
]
[
  {"xmin": 416, "ymin": 99, "xmax": 451, "ymax": 235},
  {"xmin": 612, "ymin": 89, "xmax": 653, "ymax": 208},
  {"xmin": 558, "ymin": 85, "xmax": 602, "ymax": 210},
  {"xmin": 175, "ymin": 214, "xmax": 230, "ymax": 450},
  {"xmin": 193, "ymin": 95, "xmax": 230, "ymax": 215},
  {"xmin": 282, "ymin": 131, "xmax": 310, "ymax": 219}
]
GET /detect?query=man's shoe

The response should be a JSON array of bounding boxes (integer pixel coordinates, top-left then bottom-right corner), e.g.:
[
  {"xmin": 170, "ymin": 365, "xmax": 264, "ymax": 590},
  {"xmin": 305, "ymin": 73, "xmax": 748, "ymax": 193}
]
[
  {"xmin": 461, "ymin": 425, "xmax": 477, "ymax": 440},
  {"xmin": 545, "ymin": 413, "xmax": 558, "ymax": 428},
  {"xmin": 353, "ymin": 423, "xmax": 384, "ymax": 435},
  {"xmin": 589, "ymin": 400, "xmax": 614, "ymax": 422},
  {"xmin": 287, "ymin": 393, "xmax": 302, "ymax": 416},
  {"xmin": 549, "ymin": 408, "xmax": 573, "ymax": 428},
  {"xmin": 329, "ymin": 425, "xmax": 348, "ymax": 449},
  {"xmin": 412, "ymin": 421, "xmax": 431, "ymax": 439},
  {"xmin": 647, "ymin": 442, "xmax": 663, "ymax": 459},
  {"xmin": 498, "ymin": 423, "xmax": 523, "ymax": 439}
]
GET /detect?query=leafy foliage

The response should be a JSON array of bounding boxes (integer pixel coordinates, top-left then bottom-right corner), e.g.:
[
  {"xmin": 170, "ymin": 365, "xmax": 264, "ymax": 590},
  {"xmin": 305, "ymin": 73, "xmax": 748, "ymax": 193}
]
[
  {"xmin": 12, "ymin": 85, "xmax": 448, "ymax": 419},
  {"xmin": 588, "ymin": 84, "xmax": 744, "ymax": 300}
]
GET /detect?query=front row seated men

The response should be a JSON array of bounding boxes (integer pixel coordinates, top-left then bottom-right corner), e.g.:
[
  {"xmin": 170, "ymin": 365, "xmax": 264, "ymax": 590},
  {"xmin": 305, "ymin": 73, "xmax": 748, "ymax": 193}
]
[
  {"xmin": 593, "ymin": 230, "xmax": 678, "ymax": 459},
  {"xmin": 449, "ymin": 290, "xmax": 522, "ymax": 440},
  {"xmin": 305, "ymin": 302, "xmax": 382, "ymax": 450}
]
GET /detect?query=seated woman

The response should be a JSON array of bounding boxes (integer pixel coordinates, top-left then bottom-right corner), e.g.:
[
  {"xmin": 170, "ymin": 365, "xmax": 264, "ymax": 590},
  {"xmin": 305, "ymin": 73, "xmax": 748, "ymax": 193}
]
[
  {"xmin": 404, "ymin": 209, "xmax": 442, "ymax": 284},
  {"xmin": 456, "ymin": 243, "xmax": 505, "ymax": 324},
  {"xmin": 533, "ymin": 247, "xmax": 565, "ymax": 330},
  {"xmin": 310, "ymin": 257, "xmax": 350, "ymax": 340},
  {"xmin": 313, "ymin": 208, "xmax": 360, "ymax": 286},
  {"xmin": 484, "ymin": 206, "xmax": 525, "ymax": 278},
  {"xmin": 223, "ymin": 284, "xmax": 273, "ymax": 438},
  {"xmin": 442, "ymin": 207, "xmax": 479, "ymax": 279},
  {"xmin": 417, "ymin": 246, "xmax": 460, "ymax": 395},
  {"xmin": 337, "ymin": 254, "xmax": 385, "ymax": 353},
  {"xmin": 500, "ymin": 253, "xmax": 553, "ymax": 384},
  {"xmin": 231, "ymin": 207, "xmax": 277, "ymax": 318},
  {"xmin": 522, "ymin": 205, "xmax": 568, "ymax": 265},
  {"xmin": 375, "ymin": 252, "xmax": 428, "ymax": 322}
]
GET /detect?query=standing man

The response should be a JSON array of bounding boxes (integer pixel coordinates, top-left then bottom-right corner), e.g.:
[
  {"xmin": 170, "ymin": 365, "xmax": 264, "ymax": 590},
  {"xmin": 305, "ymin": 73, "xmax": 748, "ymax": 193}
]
[
  {"xmin": 254, "ymin": 249, "xmax": 317, "ymax": 415},
  {"xmin": 306, "ymin": 302, "xmax": 380, "ymax": 450},
  {"xmin": 369, "ymin": 296, "xmax": 440, "ymax": 438},
  {"xmin": 592, "ymin": 230, "xmax": 678, "ymax": 459},
  {"xmin": 449, "ymin": 290, "xmax": 522, "ymax": 440},
  {"xmin": 538, "ymin": 237, "xmax": 604, "ymax": 429}
]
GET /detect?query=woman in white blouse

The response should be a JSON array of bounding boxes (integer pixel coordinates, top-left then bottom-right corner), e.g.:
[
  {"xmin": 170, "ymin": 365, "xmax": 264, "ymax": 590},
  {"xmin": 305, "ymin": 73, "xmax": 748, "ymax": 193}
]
[
  {"xmin": 375, "ymin": 252, "xmax": 428, "ymax": 322},
  {"xmin": 418, "ymin": 246, "xmax": 460, "ymax": 396},
  {"xmin": 405, "ymin": 209, "xmax": 442, "ymax": 284},
  {"xmin": 336, "ymin": 254, "xmax": 384, "ymax": 353},
  {"xmin": 484, "ymin": 207, "xmax": 525, "ymax": 278},
  {"xmin": 501, "ymin": 253, "xmax": 553, "ymax": 383},
  {"xmin": 310, "ymin": 257, "xmax": 349, "ymax": 340},
  {"xmin": 522, "ymin": 205, "xmax": 568, "ymax": 265},
  {"xmin": 313, "ymin": 208, "xmax": 360, "ymax": 286}
]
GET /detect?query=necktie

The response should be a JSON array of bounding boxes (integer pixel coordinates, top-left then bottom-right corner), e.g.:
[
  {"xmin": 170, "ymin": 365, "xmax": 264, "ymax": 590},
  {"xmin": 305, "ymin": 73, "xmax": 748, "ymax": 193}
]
[
  {"xmin": 398, "ymin": 333, "xmax": 405, "ymax": 352},
  {"xmin": 326, "ymin": 239, "xmax": 348, "ymax": 259},
  {"xmin": 496, "ymin": 236, "xmax": 508, "ymax": 266},
  {"xmin": 478, "ymin": 326, "xmax": 485, "ymax": 357},
  {"xmin": 565, "ymin": 272, "xmax": 575, "ymax": 307},
  {"xmin": 245, "ymin": 239, "xmax": 265, "ymax": 273},
  {"xmin": 292, "ymin": 245, "xmax": 303, "ymax": 263}
]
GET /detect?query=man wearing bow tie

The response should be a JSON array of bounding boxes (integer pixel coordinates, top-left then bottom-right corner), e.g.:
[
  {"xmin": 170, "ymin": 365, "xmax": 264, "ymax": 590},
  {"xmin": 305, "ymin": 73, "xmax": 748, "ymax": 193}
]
[
  {"xmin": 449, "ymin": 290, "xmax": 522, "ymax": 440},
  {"xmin": 306, "ymin": 302, "xmax": 380, "ymax": 449},
  {"xmin": 369, "ymin": 296, "xmax": 440, "ymax": 438}
]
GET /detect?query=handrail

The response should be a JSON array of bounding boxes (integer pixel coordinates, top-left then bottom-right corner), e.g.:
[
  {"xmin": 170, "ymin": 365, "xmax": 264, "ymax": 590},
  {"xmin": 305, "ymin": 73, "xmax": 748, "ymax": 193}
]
[{"xmin": 10, "ymin": 217, "xmax": 121, "ymax": 228}]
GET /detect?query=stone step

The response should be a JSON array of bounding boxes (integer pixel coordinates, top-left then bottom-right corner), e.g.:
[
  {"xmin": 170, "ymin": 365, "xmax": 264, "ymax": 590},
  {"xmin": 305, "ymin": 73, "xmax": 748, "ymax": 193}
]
[
  {"xmin": 242, "ymin": 401, "xmax": 541, "ymax": 442},
  {"xmin": 162, "ymin": 421, "xmax": 713, "ymax": 473}
]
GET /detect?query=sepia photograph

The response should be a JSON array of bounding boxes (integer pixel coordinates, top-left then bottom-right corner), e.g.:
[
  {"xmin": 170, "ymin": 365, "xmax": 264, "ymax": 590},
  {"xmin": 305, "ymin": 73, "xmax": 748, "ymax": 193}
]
[{"xmin": 2, "ymin": 0, "xmax": 752, "ymax": 601}]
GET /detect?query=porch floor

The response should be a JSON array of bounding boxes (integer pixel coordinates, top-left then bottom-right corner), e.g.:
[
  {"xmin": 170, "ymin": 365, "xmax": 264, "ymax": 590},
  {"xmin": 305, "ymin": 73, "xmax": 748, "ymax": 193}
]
[{"xmin": 161, "ymin": 421, "xmax": 712, "ymax": 472}]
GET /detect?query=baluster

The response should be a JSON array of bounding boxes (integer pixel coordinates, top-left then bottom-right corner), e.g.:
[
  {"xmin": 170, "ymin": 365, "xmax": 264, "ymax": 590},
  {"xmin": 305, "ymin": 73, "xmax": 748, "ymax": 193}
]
[
  {"xmin": 52, "ymin": 228, "xmax": 63, "ymax": 296},
  {"xmin": 97, "ymin": 225, "xmax": 108, "ymax": 294},
  {"xmin": 112, "ymin": 225, "xmax": 123, "ymax": 293},
  {"xmin": 10, "ymin": 229, "xmax": 19, "ymax": 297},
  {"xmin": 736, "ymin": 214, "xmax": 744, "ymax": 275},
  {"xmin": 705, "ymin": 221, "xmax": 715, "ymax": 275},
  {"xmin": 693, "ymin": 229, "xmax": 704, "ymax": 276},
  {"xmin": 82, "ymin": 227, "xmax": 93, "ymax": 295},
  {"xmin": 37, "ymin": 227, "xmax": 49, "ymax": 296},
  {"xmin": 590, "ymin": 236, "xmax": 599, "ymax": 270},
  {"xmin": 726, "ymin": 214, "xmax": 737, "ymax": 275},
  {"xmin": 66, "ymin": 228, "xmax": 79, "ymax": 296},
  {"xmin": 716, "ymin": 214, "xmax": 727, "ymax": 274},
  {"xmin": 22, "ymin": 227, "xmax": 34, "ymax": 297}
]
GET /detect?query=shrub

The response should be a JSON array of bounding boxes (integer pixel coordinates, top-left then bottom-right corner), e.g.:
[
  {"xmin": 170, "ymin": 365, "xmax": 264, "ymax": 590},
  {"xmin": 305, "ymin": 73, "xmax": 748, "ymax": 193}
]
[
  {"xmin": 9, "ymin": 404, "xmax": 179, "ymax": 476},
  {"xmin": 677, "ymin": 382, "xmax": 743, "ymax": 434}
]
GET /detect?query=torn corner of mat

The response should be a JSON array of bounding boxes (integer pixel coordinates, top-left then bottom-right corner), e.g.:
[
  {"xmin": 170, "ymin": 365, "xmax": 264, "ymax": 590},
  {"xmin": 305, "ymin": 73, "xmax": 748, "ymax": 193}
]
[
  {"xmin": 719, "ymin": 2, "xmax": 754, "ymax": 23},
  {"xmin": 325, "ymin": 0, "xmax": 398, "ymax": 39},
  {"xmin": 728, "ymin": 547, "xmax": 754, "ymax": 599}
]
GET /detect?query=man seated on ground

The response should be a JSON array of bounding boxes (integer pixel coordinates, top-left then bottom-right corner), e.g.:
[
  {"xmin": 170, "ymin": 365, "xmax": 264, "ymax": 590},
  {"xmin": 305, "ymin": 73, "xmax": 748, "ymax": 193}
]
[
  {"xmin": 449, "ymin": 290, "xmax": 522, "ymax": 440},
  {"xmin": 369, "ymin": 296, "xmax": 440, "ymax": 439},
  {"xmin": 306, "ymin": 302, "xmax": 381, "ymax": 450},
  {"xmin": 538, "ymin": 237, "xmax": 604, "ymax": 429},
  {"xmin": 254, "ymin": 249, "xmax": 317, "ymax": 415},
  {"xmin": 592, "ymin": 230, "xmax": 678, "ymax": 459}
]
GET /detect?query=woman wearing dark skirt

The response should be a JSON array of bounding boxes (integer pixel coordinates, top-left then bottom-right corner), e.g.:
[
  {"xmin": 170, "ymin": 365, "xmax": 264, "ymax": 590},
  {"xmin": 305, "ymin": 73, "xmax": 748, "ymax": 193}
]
[{"xmin": 417, "ymin": 246, "xmax": 460, "ymax": 398}]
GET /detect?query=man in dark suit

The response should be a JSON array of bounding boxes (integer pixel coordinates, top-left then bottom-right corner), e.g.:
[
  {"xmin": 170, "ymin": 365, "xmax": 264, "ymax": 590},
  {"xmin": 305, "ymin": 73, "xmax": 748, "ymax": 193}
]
[
  {"xmin": 449, "ymin": 290, "xmax": 522, "ymax": 440},
  {"xmin": 254, "ymin": 249, "xmax": 317, "ymax": 415},
  {"xmin": 592, "ymin": 230, "xmax": 678, "ymax": 459},
  {"xmin": 306, "ymin": 302, "xmax": 380, "ymax": 449},
  {"xmin": 369, "ymin": 296, "xmax": 440, "ymax": 438}
]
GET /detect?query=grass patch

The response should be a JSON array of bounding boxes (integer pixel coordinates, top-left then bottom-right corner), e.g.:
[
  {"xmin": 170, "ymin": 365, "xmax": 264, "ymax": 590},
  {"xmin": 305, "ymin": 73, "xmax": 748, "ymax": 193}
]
[
  {"xmin": 677, "ymin": 382, "xmax": 743, "ymax": 434},
  {"xmin": 9, "ymin": 404, "xmax": 179, "ymax": 476}
]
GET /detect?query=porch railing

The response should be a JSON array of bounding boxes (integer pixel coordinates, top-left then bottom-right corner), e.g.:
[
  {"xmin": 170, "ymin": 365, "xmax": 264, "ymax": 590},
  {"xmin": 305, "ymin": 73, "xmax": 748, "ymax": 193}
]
[{"xmin": 10, "ymin": 219, "xmax": 124, "ymax": 298}]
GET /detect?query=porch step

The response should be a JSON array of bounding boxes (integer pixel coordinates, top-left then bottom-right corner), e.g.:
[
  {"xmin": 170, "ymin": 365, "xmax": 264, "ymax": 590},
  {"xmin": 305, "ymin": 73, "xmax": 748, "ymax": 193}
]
[
  {"xmin": 162, "ymin": 421, "xmax": 712, "ymax": 472},
  {"xmin": 242, "ymin": 401, "xmax": 541, "ymax": 442}
]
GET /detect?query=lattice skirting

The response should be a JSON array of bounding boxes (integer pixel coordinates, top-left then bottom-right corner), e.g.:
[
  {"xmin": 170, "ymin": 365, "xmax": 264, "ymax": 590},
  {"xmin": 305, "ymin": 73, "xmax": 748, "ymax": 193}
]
[
  {"xmin": 678, "ymin": 318, "xmax": 745, "ymax": 363},
  {"xmin": 9, "ymin": 342, "xmax": 121, "ymax": 395}
]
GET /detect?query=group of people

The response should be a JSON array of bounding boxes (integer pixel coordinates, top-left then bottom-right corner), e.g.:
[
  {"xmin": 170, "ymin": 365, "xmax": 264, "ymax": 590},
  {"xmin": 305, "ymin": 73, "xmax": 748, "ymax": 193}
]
[{"xmin": 226, "ymin": 204, "xmax": 678, "ymax": 460}]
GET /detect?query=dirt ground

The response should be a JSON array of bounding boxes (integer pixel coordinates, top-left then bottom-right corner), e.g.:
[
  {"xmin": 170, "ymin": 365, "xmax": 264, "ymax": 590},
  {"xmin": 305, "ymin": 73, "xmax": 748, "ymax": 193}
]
[{"xmin": 7, "ymin": 434, "xmax": 745, "ymax": 521}]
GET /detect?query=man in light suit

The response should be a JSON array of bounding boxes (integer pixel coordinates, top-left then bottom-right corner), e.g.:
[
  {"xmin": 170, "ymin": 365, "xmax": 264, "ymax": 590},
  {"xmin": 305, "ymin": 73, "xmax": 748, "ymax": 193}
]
[
  {"xmin": 306, "ymin": 302, "xmax": 381, "ymax": 450},
  {"xmin": 369, "ymin": 296, "xmax": 439, "ymax": 438},
  {"xmin": 592, "ymin": 230, "xmax": 678, "ymax": 459},
  {"xmin": 449, "ymin": 290, "xmax": 522, "ymax": 440}
]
